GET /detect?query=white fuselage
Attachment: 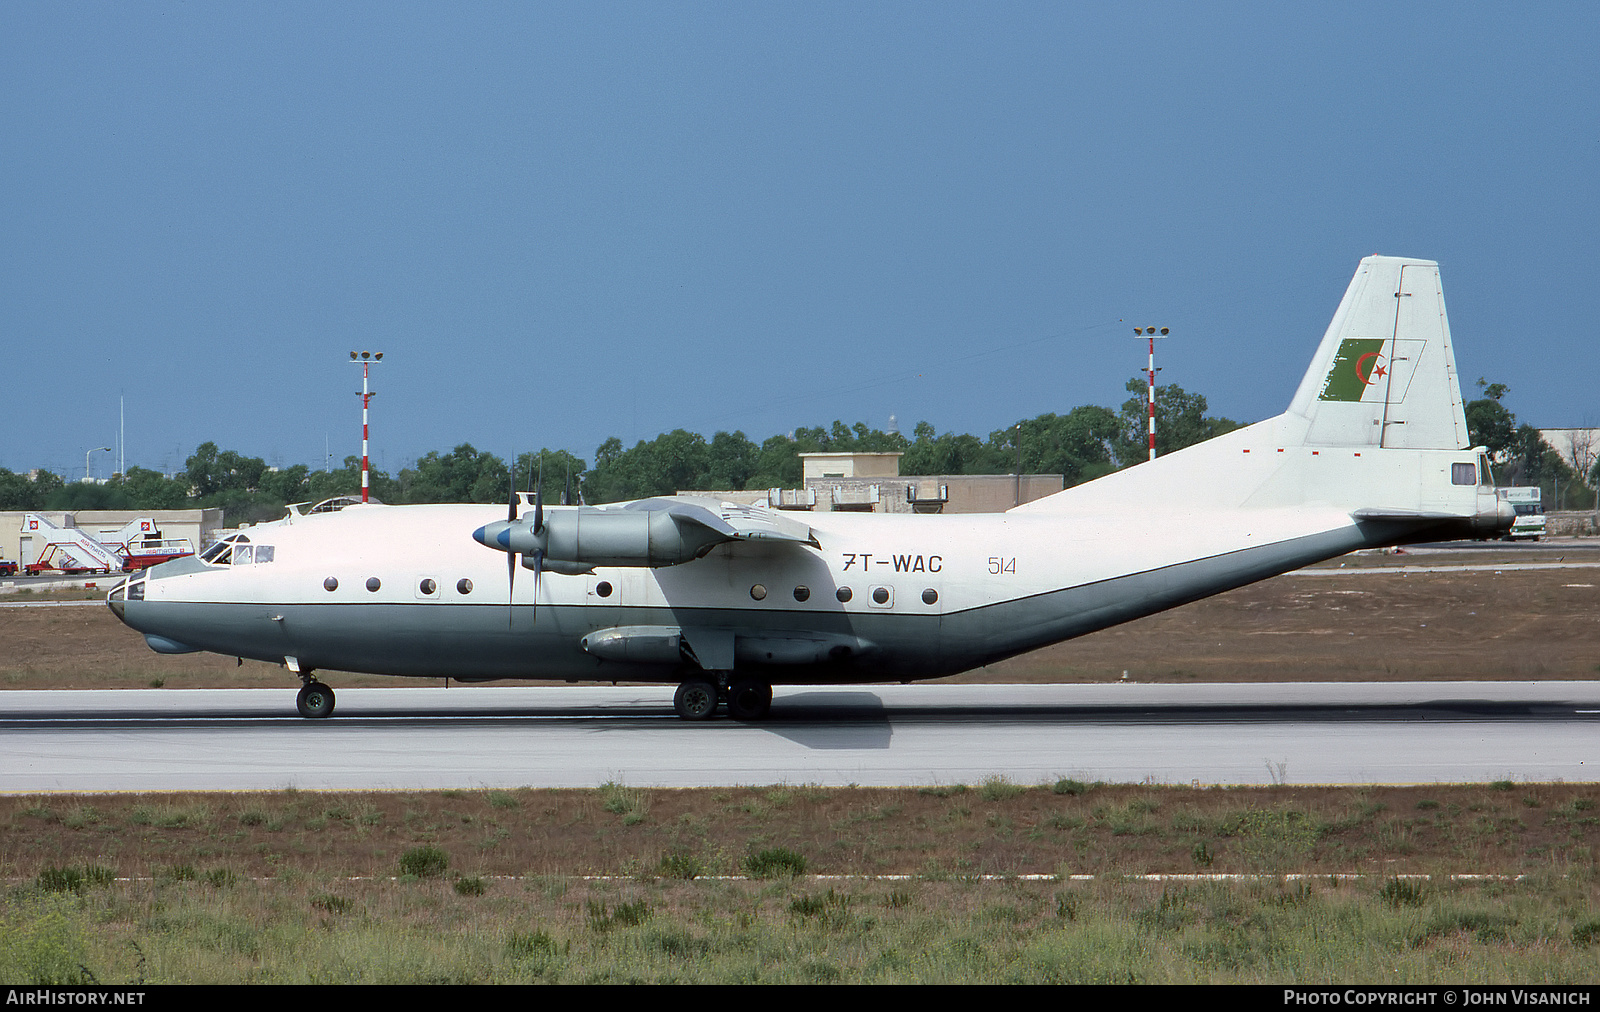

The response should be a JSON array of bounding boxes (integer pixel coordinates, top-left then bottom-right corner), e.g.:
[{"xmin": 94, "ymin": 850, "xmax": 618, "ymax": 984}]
[
  {"xmin": 109, "ymin": 423, "xmax": 1499, "ymax": 685},
  {"xmin": 107, "ymin": 255, "xmax": 1512, "ymax": 692}
]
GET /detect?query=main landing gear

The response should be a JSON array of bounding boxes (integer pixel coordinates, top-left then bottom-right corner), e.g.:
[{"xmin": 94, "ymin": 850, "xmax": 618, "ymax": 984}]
[{"xmin": 672, "ymin": 677, "xmax": 772, "ymax": 721}]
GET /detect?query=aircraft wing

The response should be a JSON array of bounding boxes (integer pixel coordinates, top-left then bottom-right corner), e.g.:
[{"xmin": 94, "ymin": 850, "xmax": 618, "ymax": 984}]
[{"xmin": 624, "ymin": 496, "xmax": 821, "ymax": 549}]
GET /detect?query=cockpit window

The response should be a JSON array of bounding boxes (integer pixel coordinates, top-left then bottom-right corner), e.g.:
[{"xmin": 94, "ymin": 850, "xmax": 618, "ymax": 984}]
[
  {"xmin": 200, "ymin": 542, "xmax": 231, "ymax": 564},
  {"xmin": 200, "ymin": 533, "xmax": 253, "ymax": 566}
]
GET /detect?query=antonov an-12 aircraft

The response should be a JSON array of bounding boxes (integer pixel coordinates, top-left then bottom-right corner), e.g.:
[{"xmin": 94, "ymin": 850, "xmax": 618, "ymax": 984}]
[{"xmin": 109, "ymin": 256, "xmax": 1512, "ymax": 720}]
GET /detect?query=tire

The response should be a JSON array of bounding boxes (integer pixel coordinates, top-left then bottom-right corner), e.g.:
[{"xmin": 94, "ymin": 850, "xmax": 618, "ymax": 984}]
[
  {"xmin": 673, "ymin": 679, "xmax": 719, "ymax": 721},
  {"xmin": 726, "ymin": 680, "xmax": 773, "ymax": 721},
  {"xmin": 296, "ymin": 681, "xmax": 335, "ymax": 719}
]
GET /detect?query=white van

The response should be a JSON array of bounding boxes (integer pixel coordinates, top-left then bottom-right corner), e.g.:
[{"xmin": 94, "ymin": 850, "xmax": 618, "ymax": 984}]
[{"xmin": 1497, "ymin": 487, "xmax": 1546, "ymax": 541}]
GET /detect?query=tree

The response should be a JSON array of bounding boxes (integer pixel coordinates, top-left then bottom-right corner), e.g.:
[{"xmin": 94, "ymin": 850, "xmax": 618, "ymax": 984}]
[
  {"xmin": 305, "ymin": 457, "xmax": 396, "ymax": 504},
  {"xmin": 1012, "ymin": 406, "xmax": 1122, "ymax": 486},
  {"xmin": 510, "ymin": 449, "xmax": 588, "ymax": 504},
  {"xmin": 900, "ymin": 423, "xmax": 1006, "ymax": 476},
  {"xmin": 183, "ymin": 442, "xmax": 301, "ymax": 525},
  {"xmin": 1494, "ymin": 424, "xmax": 1596, "ymax": 509},
  {"xmin": 747, "ymin": 433, "xmax": 806, "ymax": 490},
  {"xmin": 398, "ymin": 444, "xmax": 508, "ymax": 503},
  {"xmin": 585, "ymin": 430, "xmax": 711, "ymax": 502},
  {"xmin": 184, "ymin": 442, "xmax": 268, "ymax": 499},
  {"xmin": 702, "ymin": 431, "xmax": 759, "ymax": 492},
  {"xmin": 118, "ymin": 466, "xmax": 189, "ymax": 510},
  {"xmin": 1558, "ymin": 429, "xmax": 1597, "ymax": 488},
  {"xmin": 1465, "ymin": 379, "xmax": 1516, "ymax": 462},
  {"xmin": 0, "ymin": 468, "xmax": 62, "ymax": 511},
  {"xmin": 1113, "ymin": 378, "xmax": 1241, "ymax": 467},
  {"xmin": 257, "ymin": 464, "xmax": 311, "ymax": 506},
  {"xmin": 45, "ymin": 481, "xmax": 133, "ymax": 511}
]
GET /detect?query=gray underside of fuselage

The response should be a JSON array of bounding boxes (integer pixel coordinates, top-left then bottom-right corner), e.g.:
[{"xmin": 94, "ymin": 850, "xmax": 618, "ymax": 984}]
[{"xmin": 118, "ymin": 521, "xmax": 1411, "ymax": 684}]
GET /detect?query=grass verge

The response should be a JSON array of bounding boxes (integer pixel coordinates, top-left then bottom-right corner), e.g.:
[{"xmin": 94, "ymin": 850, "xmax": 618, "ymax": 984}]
[{"xmin": 1, "ymin": 783, "xmax": 1596, "ymax": 982}]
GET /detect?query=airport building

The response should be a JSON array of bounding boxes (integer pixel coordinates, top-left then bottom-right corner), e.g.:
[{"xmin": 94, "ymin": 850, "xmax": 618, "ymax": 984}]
[
  {"xmin": 1, "ymin": 509, "xmax": 224, "ymax": 570},
  {"xmin": 1538, "ymin": 428, "xmax": 1599, "ymax": 473},
  {"xmin": 684, "ymin": 451, "xmax": 1064, "ymax": 514}
]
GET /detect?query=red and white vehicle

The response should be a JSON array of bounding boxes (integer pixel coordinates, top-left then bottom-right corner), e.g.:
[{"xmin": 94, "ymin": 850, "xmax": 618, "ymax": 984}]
[
  {"xmin": 21, "ymin": 514, "xmax": 123, "ymax": 575},
  {"xmin": 18, "ymin": 514, "xmax": 194, "ymax": 574},
  {"xmin": 120, "ymin": 539, "xmax": 195, "ymax": 570}
]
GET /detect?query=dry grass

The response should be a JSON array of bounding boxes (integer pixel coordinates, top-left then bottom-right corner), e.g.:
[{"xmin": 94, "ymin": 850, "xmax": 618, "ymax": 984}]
[
  {"xmin": 2, "ymin": 783, "xmax": 1595, "ymax": 882},
  {"xmin": 3, "ymin": 783, "xmax": 1598, "ymax": 984},
  {"xmin": 982, "ymin": 565, "xmax": 1600, "ymax": 683}
]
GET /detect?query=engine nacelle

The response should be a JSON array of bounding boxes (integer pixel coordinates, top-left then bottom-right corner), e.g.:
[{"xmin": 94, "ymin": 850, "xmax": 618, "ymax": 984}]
[{"xmin": 475, "ymin": 507, "xmax": 726, "ymax": 569}]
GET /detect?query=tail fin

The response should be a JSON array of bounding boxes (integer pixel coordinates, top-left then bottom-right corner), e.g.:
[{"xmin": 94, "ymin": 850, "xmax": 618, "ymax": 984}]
[{"xmin": 1286, "ymin": 255, "xmax": 1470, "ymax": 450}]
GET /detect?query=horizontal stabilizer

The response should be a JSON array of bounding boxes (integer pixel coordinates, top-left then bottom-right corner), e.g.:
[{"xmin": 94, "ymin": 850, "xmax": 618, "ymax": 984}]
[{"xmin": 1351, "ymin": 508, "xmax": 1467, "ymax": 522}]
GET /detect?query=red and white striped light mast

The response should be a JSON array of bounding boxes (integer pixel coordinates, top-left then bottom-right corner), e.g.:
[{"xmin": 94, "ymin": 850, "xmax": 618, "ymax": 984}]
[
  {"xmin": 1133, "ymin": 327, "xmax": 1169, "ymax": 462},
  {"xmin": 350, "ymin": 350, "xmax": 383, "ymax": 502}
]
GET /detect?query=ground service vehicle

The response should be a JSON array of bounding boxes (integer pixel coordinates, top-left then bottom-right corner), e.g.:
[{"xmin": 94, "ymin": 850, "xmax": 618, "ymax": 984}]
[{"xmin": 1499, "ymin": 486, "xmax": 1545, "ymax": 541}]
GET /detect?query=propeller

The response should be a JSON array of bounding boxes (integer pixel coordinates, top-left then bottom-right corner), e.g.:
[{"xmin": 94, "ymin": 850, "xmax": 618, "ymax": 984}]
[
  {"xmin": 506, "ymin": 452, "xmax": 520, "ymax": 628},
  {"xmin": 479, "ymin": 451, "xmax": 551, "ymax": 627},
  {"xmin": 529, "ymin": 455, "xmax": 544, "ymax": 623}
]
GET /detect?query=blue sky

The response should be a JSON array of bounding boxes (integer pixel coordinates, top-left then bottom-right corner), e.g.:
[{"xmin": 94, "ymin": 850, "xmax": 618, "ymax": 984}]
[{"xmin": 3, "ymin": 3, "xmax": 1595, "ymax": 480}]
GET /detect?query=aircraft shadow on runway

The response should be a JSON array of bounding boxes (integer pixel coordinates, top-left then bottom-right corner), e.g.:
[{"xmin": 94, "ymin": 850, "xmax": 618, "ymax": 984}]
[{"xmin": 3, "ymin": 694, "xmax": 1591, "ymax": 756}]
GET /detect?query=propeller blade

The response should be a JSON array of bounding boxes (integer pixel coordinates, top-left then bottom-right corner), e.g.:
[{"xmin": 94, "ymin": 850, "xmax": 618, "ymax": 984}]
[
  {"xmin": 508, "ymin": 451, "xmax": 520, "ymax": 522},
  {"xmin": 506, "ymin": 549, "xmax": 516, "ymax": 629},
  {"xmin": 533, "ymin": 455, "xmax": 545, "ymax": 535},
  {"xmin": 531, "ymin": 548, "xmax": 543, "ymax": 623},
  {"xmin": 563, "ymin": 462, "xmax": 573, "ymax": 507},
  {"xmin": 507, "ymin": 450, "xmax": 520, "ymax": 628}
]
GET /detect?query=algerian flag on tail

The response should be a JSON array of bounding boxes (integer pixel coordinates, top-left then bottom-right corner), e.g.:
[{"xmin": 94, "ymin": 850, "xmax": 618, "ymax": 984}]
[
  {"xmin": 1318, "ymin": 337, "xmax": 1426, "ymax": 404},
  {"xmin": 1319, "ymin": 338, "xmax": 1386, "ymax": 401},
  {"xmin": 1289, "ymin": 257, "xmax": 1469, "ymax": 450}
]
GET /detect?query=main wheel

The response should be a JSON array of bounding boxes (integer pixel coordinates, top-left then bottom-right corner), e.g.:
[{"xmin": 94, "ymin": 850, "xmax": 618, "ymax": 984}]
[
  {"xmin": 296, "ymin": 681, "xmax": 335, "ymax": 719},
  {"xmin": 726, "ymin": 680, "xmax": 773, "ymax": 721},
  {"xmin": 673, "ymin": 679, "xmax": 719, "ymax": 721}
]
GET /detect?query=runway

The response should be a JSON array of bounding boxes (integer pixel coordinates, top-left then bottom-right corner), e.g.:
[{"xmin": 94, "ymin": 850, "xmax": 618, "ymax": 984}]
[{"xmin": 2, "ymin": 682, "xmax": 1596, "ymax": 792}]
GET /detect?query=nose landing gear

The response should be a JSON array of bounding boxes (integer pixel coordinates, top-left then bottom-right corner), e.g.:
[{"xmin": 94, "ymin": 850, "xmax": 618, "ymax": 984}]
[
  {"xmin": 286, "ymin": 656, "xmax": 335, "ymax": 719},
  {"xmin": 296, "ymin": 680, "xmax": 336, "ymax": 719}
]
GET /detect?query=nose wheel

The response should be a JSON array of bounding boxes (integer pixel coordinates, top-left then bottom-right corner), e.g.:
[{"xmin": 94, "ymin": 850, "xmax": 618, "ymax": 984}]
[{"xmin": 296, "ymin": 680, "xmax": 336, "ymax": 719}]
